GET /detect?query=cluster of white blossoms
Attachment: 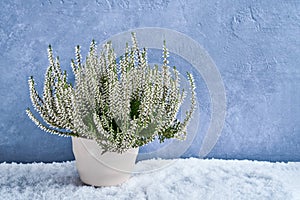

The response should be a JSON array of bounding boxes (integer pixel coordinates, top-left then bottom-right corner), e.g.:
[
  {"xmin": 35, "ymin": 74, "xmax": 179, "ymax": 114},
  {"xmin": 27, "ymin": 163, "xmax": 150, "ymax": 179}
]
[{"xmin": 26, "ymin": 33, "xmax": 196, "ymax": 153}]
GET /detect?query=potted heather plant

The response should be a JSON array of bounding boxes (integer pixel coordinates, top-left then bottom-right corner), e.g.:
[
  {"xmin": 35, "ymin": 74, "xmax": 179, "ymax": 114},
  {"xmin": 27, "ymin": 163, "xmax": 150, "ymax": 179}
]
[{"xmin": 26, "ymin": 33, "xmax": 196, "ymax": 186}]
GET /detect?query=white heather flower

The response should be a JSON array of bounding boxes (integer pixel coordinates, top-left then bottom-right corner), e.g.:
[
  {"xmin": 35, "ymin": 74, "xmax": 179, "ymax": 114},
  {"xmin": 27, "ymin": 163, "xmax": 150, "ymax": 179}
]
[{"xmin": 26, "ymin": 33, "xmax": 196, "ymax": 153}]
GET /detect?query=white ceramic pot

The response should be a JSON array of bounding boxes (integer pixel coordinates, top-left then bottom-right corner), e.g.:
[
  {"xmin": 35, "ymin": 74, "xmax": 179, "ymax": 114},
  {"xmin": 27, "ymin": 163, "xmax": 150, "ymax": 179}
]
[{"xmin": 72, "ymin": 137, "xmax": 139, "ymax": 187}]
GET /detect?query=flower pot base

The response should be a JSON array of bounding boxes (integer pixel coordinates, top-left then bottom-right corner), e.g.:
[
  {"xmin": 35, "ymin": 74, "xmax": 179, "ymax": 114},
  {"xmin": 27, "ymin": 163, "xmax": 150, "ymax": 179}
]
[{"xmin": 72, "ymin": 137, "xmax": 139, "ymax": 187}]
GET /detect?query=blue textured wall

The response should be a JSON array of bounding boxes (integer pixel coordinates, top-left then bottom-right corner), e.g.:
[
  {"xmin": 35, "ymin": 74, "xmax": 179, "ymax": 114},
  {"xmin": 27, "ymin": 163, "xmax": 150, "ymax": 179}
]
[{"xmin": 0, "ymin": 0, "xmax": 299, "ymax": 163}]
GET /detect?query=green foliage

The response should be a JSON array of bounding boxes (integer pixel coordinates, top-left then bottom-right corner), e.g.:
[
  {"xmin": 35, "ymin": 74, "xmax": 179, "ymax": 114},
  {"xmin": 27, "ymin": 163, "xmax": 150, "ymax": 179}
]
[
  {"xmin": 26, "ymin": 33, "xmax": 196, "ymax": 153},
  {"xmin": 130, "ymin": 98, "xmax": 141, "ymax": 120}
]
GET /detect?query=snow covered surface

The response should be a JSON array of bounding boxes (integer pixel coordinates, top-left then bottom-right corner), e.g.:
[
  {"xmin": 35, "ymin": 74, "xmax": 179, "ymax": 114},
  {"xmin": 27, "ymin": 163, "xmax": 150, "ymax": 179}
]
[{"xmin": 0, "ymin": 158, "xmax": 299, "ymax": 200}]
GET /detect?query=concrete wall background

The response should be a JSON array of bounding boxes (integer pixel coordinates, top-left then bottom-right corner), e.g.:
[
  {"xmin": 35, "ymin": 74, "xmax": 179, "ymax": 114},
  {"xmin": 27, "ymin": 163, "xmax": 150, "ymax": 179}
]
[{"xmin": 0, "ymin": 0, "xmax": 299, "ymax": 163}]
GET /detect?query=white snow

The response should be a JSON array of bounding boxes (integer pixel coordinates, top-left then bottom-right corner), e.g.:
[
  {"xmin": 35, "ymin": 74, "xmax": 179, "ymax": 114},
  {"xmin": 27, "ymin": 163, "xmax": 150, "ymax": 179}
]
[{"xmin": 0, "ymin": 158, "xmax": 299, "ymax": 200}]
